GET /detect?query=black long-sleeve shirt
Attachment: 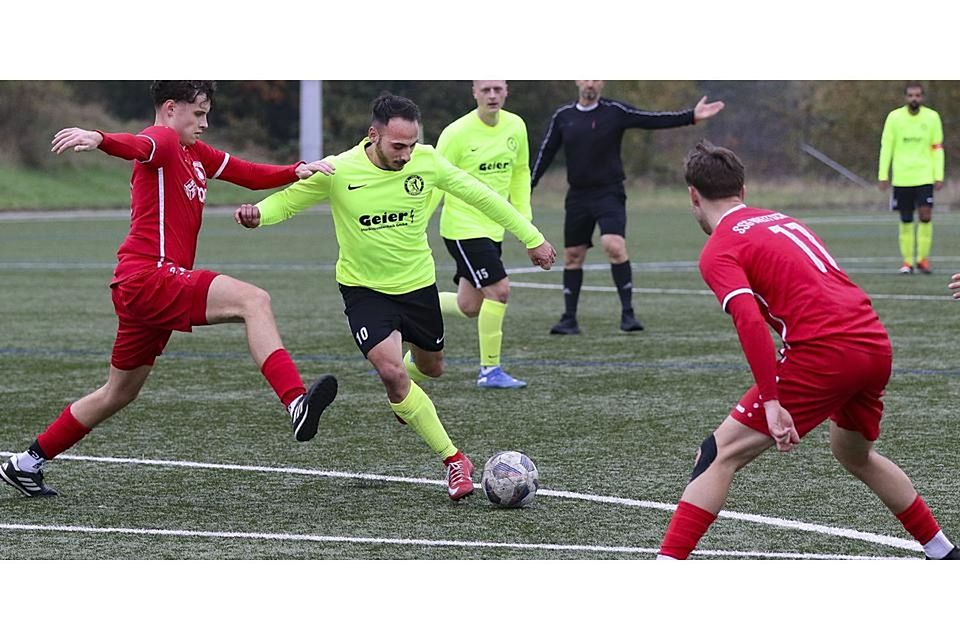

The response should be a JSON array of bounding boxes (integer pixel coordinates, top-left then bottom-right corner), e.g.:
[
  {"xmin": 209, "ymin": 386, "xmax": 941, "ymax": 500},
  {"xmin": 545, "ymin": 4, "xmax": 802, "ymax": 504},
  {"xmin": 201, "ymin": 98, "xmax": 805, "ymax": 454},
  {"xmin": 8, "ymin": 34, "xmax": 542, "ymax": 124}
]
[{"xmin": 531, "ymin": 98, "xmax": 695, "ymax": 190}]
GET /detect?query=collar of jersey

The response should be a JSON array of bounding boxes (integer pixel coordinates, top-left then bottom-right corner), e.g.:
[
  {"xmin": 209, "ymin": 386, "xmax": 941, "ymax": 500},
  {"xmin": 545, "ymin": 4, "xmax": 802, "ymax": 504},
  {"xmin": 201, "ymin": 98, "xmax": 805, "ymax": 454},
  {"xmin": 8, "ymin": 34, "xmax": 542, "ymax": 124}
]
[{"xmin": 717, "ymin": 203, "xmax": 747, "ymax": 224}]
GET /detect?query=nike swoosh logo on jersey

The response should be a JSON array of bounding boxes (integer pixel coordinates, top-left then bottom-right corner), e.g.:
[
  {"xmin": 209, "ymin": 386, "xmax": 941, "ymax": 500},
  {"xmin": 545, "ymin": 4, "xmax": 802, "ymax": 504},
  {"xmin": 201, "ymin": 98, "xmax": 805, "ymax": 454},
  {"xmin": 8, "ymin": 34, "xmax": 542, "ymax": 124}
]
[{"xmin": 347, "ymin": 184, "xmax": 367, "ymax": 190}]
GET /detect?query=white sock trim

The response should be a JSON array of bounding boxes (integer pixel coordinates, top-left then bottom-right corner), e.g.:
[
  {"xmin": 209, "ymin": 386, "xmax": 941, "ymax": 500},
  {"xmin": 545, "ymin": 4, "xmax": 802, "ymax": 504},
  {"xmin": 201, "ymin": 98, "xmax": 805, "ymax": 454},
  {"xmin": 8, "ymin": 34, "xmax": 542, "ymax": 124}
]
[{"xmin": 923, "ymin": 530, "xmax": 954, "ymax": 559}]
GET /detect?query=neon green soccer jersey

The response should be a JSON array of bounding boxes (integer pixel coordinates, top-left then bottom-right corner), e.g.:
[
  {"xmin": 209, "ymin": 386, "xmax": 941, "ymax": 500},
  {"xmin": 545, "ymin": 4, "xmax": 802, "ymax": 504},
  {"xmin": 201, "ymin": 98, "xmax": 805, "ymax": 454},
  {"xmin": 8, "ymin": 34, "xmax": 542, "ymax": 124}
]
[
  {"xmin": 878, "ymin": 105, "xmax": 945, "ymax": 186},
  {"xmin": 433, "ymin": 109, "xmax": 532, "ymax": 242},
  {"xmin": 256, "ymin": 139, "xmax": 545, "ymax": 295}
]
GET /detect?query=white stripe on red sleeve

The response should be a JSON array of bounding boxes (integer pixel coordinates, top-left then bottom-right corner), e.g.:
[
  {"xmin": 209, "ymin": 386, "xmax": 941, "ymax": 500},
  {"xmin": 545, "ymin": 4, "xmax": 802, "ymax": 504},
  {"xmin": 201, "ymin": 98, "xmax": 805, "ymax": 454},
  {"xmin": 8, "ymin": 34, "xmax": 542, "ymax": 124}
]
[
  {"xmin": 721, "ymin": 287, "xmax": 754, "ymax": 312},
  {"xmin": 135, "ymin": 135, "xmax": 157, "ymax": 164},
  {"xmin": 212, "ymin": 153, "xmax": 231, "ymax": 179}
]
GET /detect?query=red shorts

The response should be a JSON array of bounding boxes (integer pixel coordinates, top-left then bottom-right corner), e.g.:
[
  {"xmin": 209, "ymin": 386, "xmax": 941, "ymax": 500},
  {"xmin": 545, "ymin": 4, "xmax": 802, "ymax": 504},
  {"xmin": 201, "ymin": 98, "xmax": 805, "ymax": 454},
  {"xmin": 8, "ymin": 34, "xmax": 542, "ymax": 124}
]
[
  {"xmin": 730, "ymin": 343, "xmax": 892, "ymax": 442},
  {"xmin": 109, "ymin": 263, "xmax": 219, "ymax": 370}
]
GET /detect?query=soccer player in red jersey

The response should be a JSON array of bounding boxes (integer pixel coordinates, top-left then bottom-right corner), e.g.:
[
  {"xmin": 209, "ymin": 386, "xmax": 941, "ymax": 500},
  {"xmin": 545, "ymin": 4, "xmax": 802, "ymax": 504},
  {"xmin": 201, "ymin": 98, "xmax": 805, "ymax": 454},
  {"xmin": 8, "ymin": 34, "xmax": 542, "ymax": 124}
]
[
  {"xmin": 657, "ymin": 141, "xmax": 958, "ymax": 560},
  {"xmin": 0, "ymin": 81, "xmax": 338, "ymax": 498}
]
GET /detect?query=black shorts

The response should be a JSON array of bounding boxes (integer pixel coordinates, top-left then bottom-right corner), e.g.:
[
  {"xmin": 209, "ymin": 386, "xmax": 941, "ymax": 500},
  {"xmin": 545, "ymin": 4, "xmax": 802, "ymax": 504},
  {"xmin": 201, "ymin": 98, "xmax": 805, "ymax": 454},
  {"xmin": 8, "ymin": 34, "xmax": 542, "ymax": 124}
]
[
  {"xmin": 339, "ymin": 284, "xmax": 445, "ymax": 357},
  {"xmin": 564, "ymin": 185, "xmax": 627, "ymax": 248},
  {"xmin": 892, "ymin": 185, "xmax": 934, "ymax": 213},
  {"xmin": 443, "ymin": 237, "xmax": 507, "ymax": 288}
]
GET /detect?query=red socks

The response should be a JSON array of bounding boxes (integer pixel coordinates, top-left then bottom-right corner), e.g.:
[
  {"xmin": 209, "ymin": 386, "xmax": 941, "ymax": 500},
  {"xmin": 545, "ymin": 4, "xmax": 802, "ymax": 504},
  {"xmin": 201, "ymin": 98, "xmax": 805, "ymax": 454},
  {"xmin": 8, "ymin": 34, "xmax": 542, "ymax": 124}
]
[
  {"xmin": 260, "ymin": 349, "xmax": 306, "ymax": 408},
  {"xmin": 896, "ymin": 495, "xmax": 941, "ymax": 545},
  {"xmin": 659, "ymin": 501, "xmax": 717, "ymax": 560},
  {"xmin": 36, "ymin": 404, "xmax": 92, "ymax": 459}
]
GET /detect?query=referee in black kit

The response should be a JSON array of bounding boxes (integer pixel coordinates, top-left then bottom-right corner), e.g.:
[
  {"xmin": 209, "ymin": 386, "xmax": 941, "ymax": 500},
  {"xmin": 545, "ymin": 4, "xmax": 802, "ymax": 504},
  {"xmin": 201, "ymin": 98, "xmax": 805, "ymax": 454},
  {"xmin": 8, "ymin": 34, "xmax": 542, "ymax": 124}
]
[{"xmin": 531, "ymin": 80, "xmax": 724, "ymax": 335}]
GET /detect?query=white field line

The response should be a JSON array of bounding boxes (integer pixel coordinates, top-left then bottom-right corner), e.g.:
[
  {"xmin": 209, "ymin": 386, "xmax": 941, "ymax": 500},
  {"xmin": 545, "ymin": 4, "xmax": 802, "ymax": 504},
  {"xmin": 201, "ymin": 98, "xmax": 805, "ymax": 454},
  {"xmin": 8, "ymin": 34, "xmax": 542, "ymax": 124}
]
[
  {"xmin": 0, "ymin": 522, "xmax": 902, "ymax": 559},
  {"xmin": 0, "ymin": 451, "xmax": 922, "ymax": 553},
  {"xmin": 507, "ymin": 280, "xmax": 951, "ymax": 302}
]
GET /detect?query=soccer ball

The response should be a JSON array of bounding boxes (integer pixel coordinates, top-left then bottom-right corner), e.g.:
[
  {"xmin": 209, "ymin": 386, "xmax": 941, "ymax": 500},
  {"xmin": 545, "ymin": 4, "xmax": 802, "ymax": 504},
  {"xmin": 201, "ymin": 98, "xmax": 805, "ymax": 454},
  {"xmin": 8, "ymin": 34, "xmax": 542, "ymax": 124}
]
[{"xmin": 481, "ymin": 451, "xmax": 539, "ymax": 508}]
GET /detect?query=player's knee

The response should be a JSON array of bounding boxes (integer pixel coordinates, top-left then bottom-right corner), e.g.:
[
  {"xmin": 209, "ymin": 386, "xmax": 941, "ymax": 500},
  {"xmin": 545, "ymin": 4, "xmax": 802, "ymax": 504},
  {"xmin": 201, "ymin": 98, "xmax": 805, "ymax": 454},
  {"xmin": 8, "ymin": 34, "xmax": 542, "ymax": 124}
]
[
  {"xmin": 460, "ymin": 297, "xmax": 482, "ymax": 317},
  {"xmin": 601, "ymin": 239, "xmax": 627, "ymax": 262},
  {"xmin": 105, "ymin": 383, "xmax": 140, "ymax": 410},
  {"xmin": 831, "ymin": 439, "xmax": 868, "ymax": 471},
  {"xmin": 689, "ymin": 434, "xmax": 718, "ymax": 482},
  {"xmin": 487, "ymin": 281, "xmax": 510, "ymax": 304},
  {"xmin": 378, "ymin": 360, "xmax": 408, "ymax": 388},
  {"xmin": 564, "ymin": 249, "xmax": 586, "ymax": 268},
  {"xmin": 899, "ymin": 209, "xmax": 915, "ymax": 223},
  {"xmin": 919, "ymin": 209, "xmax": 933, "ymax": 223},
  {"xmin": 417, "ymin": 355, "xmax": 444, "ymax": 378},
  {"xmin": 246, "ymin": 286, "xmax": 272, "ymax": 313}
]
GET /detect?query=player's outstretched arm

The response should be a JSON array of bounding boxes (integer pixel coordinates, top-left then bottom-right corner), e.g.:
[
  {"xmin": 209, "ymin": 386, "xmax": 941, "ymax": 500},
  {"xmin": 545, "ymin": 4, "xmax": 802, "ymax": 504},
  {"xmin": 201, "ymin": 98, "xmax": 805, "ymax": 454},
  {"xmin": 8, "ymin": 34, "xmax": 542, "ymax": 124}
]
[
  {"xmin": 235, "ymin": 204, "xmax": 261, "ymax": 229},
  {"xmin": 527, "ymin": 241, "xmax": 557, "ymax": 270},
  {"xmin": 51, "ymin": 128, "xmax": 103, "ymax": 154},
  {"xmin": 693, "ymin": 96, "xmax": 725, "ymax": 123}
]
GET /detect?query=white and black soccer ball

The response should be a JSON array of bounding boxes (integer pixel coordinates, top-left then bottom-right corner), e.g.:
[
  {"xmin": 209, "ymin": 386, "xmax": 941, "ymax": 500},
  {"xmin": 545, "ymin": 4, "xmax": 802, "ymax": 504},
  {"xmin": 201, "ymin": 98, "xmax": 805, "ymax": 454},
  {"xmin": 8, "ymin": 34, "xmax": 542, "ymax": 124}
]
[{"xmin": 481, "ymin": 451, "xmax": 539, "ymax": 508}]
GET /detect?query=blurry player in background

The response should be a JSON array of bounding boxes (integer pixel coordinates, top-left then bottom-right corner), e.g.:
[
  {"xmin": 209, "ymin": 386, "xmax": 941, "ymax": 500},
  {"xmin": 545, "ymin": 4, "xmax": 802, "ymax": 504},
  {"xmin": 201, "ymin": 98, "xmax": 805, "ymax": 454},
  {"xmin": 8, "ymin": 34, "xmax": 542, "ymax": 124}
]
[
  {"xmin": 428, "ymin": 81, "xmax": 534, "ymax": 389},
  {"xmin": 658, "ymin": 140, "xmax": 957, "ymax": 560},
  {"xmin": 1, "ymin": 81, "xmax": 337, "ymax": 498},
  {"xmin": 532, "ymin": 80, "xmax": 724, "ymax": 335},
  {"xmin": 878, "ymin": 82, "xmax": 945, "ymax": 274}
]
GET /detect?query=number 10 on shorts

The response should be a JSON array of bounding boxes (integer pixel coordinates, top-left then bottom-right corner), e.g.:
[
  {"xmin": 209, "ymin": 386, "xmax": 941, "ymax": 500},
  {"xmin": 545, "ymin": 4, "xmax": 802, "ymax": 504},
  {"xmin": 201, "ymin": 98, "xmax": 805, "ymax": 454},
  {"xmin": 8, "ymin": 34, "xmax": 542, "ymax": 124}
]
[{"xmin": 355, "ymin": 326, "xmax": 369, "ymax": 345}]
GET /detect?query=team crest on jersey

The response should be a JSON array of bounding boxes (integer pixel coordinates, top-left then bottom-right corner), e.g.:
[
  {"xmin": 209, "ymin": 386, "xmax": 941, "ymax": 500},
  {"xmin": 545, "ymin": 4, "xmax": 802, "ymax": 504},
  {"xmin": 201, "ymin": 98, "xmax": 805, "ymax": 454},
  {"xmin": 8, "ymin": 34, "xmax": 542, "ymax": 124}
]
[
  {"xmin": 506, "ymin": 136, "xmax": 518, "ymax": 152},
  {"xmin": 192, "ymin": 161, "xmax": 207, "ymax": 184},
  {"xmin": 404, "ymin": 175, "xmax": 424, "ymax": 196}
]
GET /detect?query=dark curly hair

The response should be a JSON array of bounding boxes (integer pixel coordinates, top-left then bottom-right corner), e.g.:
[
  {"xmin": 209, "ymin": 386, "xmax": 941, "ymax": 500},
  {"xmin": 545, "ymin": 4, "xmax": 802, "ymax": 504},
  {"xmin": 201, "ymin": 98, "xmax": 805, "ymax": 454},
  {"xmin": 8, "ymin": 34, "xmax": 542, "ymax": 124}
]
[
  {"xmin": 150, "ymin": 81, "xmax": 217, "ymax": 107},
  {"xmin": 370, "ymin": 93, "xmax": 421, "ymax": 127}
]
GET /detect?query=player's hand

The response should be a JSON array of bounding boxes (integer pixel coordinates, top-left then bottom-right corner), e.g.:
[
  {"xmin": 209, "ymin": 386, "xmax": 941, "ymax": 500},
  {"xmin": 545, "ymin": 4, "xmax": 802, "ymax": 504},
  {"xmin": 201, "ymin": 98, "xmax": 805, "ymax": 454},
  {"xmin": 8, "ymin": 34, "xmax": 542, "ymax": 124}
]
[
  {"xmin": 296, "ymin": 159, "xmax": 336, "ymax": 179},
  {"xmin": 234, "ymin": 204, "xmax": 261, "ymax": 229},
  {"xmin": 935, "ymin": 180, "xmax": 944, "ymax": 191},
  {"xmin": 51, "ymin": 127, "xmax": 103, "ymax": 155},
  {"xmin": 528, "ymin": 240, "xmax": 557, "ymax": 270},
  {"xmin": 948, "ymin": 273, "xmax": 960, "ymax": 299},
  {"xmin": 693, "ymin": 96, "xmax": 725, "ymax": 123},
  {"xmin": 764, "ymin": 399, "xmax": 799, "ymax": 452},
  {"xmin": 878, "ymin": 180, "xmax": 889, "ymax": 192}
]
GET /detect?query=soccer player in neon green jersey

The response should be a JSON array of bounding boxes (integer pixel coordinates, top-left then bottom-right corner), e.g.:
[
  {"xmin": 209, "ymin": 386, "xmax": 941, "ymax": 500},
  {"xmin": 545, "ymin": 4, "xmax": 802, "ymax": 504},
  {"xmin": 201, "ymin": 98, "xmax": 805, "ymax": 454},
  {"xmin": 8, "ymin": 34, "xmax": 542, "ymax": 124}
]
[
  {"xmin": 234, "ymin": 94, "xmax": 556, "ymax": 501},
  {"xmin": 428, "ymin": 80, "xmax": 533, "ymax": 389},
  {"xmin": 878, "ymin": 82, "xmax": 945, "ymax": 275}
]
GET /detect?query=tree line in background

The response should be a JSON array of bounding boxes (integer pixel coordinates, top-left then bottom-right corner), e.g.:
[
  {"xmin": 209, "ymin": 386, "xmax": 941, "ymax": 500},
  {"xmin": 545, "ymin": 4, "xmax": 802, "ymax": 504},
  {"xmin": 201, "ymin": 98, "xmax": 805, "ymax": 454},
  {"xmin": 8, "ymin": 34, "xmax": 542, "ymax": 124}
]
[{"xmin": 1, "ymin": 80, "xmax": 956, "ymax": 185}]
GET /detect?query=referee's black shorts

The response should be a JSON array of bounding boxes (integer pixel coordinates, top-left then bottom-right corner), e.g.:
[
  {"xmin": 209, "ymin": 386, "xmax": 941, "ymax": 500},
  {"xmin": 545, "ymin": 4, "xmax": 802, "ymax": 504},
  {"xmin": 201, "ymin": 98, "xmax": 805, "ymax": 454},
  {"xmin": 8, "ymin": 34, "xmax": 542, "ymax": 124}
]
[
  {"xmin": 564, "ymin": 184, "xmax": 627, "ymax": 248},
  {"xmin": 339, "ymin": 284, "xmax": 445, "ymax": 357},
  {"xmin": 443, "ymin": 237, "xmax": 507, "ymax": 288}
]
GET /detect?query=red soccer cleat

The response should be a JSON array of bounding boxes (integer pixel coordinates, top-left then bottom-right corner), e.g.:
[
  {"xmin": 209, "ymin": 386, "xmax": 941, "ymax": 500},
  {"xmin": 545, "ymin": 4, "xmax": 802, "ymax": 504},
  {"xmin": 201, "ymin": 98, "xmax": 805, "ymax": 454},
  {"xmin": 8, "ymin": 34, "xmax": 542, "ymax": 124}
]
[{"xmin": 444, "ymin": 451, "xmax": 475, "ymax": 501}]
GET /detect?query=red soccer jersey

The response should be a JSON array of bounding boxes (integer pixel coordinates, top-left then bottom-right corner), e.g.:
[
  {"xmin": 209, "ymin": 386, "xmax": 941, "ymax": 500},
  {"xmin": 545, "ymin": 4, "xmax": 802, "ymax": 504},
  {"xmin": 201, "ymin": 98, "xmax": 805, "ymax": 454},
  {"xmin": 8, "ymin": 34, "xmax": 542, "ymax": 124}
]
[
  {"xmin": 699, "ymin": 204, "xmax": 891, "ymax": 400},
  {"xmin": 97, "ymin": 125, "xmax": 302, "ymax": 284}
]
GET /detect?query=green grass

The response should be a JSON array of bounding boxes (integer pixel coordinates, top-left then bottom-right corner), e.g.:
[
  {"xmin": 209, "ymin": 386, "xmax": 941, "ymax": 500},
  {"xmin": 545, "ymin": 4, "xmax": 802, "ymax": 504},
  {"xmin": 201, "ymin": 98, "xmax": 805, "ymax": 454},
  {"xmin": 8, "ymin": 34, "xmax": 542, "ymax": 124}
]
[{"xmin": 1, "ymin": 186, "xmax": 959, "ymax": 560}]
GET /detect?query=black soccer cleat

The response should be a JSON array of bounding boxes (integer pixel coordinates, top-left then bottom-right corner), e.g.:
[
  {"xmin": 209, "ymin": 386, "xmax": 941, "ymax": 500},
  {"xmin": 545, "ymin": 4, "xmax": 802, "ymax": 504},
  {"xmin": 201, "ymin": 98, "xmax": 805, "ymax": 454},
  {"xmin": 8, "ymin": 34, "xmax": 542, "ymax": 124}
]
[
  {"xmin": 620, "ymin": 310, "xmax": 645, "ymax": 332},
  {"xmin": 926, "ymin": 545, "xmax": 960, "ymax": 560},
  {"xmin": 550, "ymin": 314, "xmax": 581, "ymax": 335},
  {"xmin": 290, "ymin": 374, "xmax": 338, "ymax": 442},
  {"xmin": 0, "ymin": 456, "xmax": 58, "ymax": 497}
]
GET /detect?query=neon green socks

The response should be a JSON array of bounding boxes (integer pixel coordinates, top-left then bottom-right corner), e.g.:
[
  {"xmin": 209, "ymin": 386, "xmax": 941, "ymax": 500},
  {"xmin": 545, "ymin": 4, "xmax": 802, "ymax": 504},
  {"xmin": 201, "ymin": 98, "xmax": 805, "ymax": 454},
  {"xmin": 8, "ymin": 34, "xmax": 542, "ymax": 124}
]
[
  {"xmin": 478, "ymin": 299, "xmax": 507, "ymax": 368},
  {"xmin": 389, "ymin": 381, "xmax": 457, "ymax": 459},
  {"xmin": 917, "ymin": 221, "xmax": 933, "ymax": 263},
  {"xmin": 899, "ymin": 221, "xmax": 916, "ymax": 265},
  {"xmin": 403, "ymin": 350, "xmax": 433, "ymax": 383},
  {"xmin": 439, "ymin": 291, "xmax": 468, "ymax": 319}
]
